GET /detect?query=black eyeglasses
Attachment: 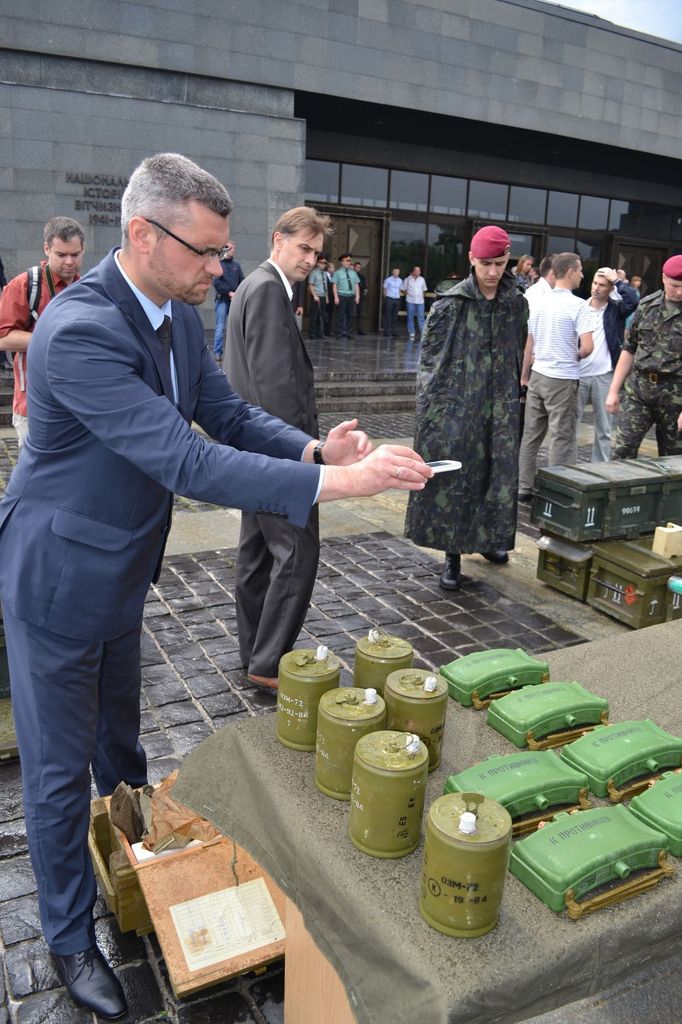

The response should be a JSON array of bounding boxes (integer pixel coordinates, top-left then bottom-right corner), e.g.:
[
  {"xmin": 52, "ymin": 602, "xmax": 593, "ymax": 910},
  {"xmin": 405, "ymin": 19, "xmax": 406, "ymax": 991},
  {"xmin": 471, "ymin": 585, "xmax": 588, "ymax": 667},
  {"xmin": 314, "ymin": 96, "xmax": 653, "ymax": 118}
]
[{"xmin": 145, "ymin": 218, "xmax": 230, "ymax": 262}]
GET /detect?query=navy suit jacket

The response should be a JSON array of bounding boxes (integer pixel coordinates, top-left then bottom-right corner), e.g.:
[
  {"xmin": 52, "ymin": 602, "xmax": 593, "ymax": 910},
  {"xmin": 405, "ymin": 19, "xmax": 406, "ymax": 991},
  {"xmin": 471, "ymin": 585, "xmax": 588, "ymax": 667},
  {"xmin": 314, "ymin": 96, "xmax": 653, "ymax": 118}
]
[{"xmin": 0, "ymin": 250, "xmax": 320, "ymax": 641}]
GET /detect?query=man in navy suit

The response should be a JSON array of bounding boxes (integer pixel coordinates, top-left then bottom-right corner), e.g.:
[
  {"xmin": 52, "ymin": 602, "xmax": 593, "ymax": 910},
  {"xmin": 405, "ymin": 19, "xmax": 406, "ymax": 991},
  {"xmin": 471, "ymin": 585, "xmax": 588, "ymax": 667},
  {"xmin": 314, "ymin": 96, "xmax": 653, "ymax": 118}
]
[{"xmin": 0, "ymin": 153, "xmax": 432, "ymax": 1019}]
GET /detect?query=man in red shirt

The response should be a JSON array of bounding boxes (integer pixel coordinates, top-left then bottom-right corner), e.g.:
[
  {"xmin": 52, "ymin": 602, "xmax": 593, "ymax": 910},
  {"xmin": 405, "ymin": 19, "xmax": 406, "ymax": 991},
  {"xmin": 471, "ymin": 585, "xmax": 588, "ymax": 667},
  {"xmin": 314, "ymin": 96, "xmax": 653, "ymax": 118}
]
[{"xmin": 0, "ymin": 217, "xmax": 84, "ymax": 446}]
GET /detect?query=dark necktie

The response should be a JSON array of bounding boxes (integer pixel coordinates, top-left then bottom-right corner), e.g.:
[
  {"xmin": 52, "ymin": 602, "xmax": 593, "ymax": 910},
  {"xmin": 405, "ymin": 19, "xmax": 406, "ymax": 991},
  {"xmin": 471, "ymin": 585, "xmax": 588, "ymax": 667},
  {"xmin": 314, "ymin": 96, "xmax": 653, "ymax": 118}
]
[
  {"xmin": 156, "ymin": 316, "xmax": 172, "ymax": 362},
  {"xmin": 346, "ymin": 270, "xmax": 353, "ymax": 292}
]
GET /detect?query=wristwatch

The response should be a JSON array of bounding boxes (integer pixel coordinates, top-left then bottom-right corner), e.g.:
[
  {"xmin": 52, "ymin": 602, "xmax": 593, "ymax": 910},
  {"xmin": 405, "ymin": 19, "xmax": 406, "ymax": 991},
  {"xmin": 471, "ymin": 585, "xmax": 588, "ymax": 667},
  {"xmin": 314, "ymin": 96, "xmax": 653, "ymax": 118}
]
[{"xmin": 313, "ymin": 441, "xmax": 326, "ymax": 465}]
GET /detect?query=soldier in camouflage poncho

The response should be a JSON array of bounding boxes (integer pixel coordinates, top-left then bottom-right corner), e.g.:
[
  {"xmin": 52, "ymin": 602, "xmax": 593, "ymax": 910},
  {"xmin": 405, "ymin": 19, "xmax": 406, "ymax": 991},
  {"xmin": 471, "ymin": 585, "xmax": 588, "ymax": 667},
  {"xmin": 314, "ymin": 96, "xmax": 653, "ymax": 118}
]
[
  {"xmin": 405, "ymin": 226, "xmax": 528, "ymax": 590},
  {"xmin": 606, "ymin": 254, "xmax": 682, "ymax": 459}
]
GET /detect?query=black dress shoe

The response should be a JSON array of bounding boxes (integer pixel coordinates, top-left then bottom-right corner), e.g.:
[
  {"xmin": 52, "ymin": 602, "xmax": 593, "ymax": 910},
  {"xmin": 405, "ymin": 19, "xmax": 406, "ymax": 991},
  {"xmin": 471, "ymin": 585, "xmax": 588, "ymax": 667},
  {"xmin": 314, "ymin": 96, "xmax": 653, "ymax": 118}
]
[
  {"xmin": 480, "ymin": 550, "xmax": 509, "ymax": 565},
  {"xmin": 439, "ymin": 552, "xmax": 461, "ymax": 591},
  {"xmin": 53, "ymin": 946, "xmax": 127, "ymax": 1019}
]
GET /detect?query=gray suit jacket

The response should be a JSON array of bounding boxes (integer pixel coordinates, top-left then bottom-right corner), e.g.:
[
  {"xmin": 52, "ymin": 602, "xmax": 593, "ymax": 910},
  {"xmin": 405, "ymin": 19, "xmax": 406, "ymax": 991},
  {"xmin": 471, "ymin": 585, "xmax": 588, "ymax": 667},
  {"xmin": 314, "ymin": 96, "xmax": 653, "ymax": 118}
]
[{"xmin": 225, "ymin": 261, "xmax": 318, "ymax": 436}]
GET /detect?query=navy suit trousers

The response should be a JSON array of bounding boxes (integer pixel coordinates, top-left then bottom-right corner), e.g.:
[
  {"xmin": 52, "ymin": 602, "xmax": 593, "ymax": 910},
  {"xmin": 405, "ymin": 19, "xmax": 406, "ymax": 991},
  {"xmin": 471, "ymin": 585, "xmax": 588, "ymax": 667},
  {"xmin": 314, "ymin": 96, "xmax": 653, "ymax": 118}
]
[{"xmin": 3, "ymin": 606, "xmax": 147, "ymax": 953}]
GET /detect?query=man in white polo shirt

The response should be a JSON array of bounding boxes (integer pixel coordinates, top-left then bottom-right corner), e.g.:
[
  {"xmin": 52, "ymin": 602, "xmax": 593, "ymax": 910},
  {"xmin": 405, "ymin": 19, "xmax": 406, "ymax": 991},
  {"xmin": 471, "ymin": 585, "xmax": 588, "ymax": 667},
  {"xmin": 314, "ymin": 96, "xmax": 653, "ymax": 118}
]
[
  {"xmin": 576, "ymin": 267, "xmax": 639, "ymax": 462},
  {"xmin": 403, "ymin": 265, "xmax": 428, "ymax": 341},
  {"xmin": 518, "ymin": 252, "xmax": 595, "ymax": 499}
]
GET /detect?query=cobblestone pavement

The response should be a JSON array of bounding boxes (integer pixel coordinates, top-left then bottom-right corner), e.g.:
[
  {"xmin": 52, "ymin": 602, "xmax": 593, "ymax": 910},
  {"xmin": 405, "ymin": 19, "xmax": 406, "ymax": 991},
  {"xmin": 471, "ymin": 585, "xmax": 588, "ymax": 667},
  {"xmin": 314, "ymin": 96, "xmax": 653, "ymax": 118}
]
[{"xmin": 1, "ymin": 527, "xmax": 587, "ymax": 1023}]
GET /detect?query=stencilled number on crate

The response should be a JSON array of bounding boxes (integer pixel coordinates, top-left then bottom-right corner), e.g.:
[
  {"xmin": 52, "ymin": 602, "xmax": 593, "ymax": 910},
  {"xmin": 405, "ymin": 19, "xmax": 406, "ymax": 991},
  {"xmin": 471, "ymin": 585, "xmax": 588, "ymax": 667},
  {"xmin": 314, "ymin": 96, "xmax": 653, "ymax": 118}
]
[
  {"xmin": 543, "ymin": 501, "xmax": 553, "ymax": 519},
  {"xmin": 621, "ymin": 505, "xmax": 641, "ymax": 516},
  {"xmin": 584, "ymin": 506, "xmax": 597, "ymax": 528},
  {"xmin": 604, "ymin": 581, "xmax": 624, "ymax": 604}
]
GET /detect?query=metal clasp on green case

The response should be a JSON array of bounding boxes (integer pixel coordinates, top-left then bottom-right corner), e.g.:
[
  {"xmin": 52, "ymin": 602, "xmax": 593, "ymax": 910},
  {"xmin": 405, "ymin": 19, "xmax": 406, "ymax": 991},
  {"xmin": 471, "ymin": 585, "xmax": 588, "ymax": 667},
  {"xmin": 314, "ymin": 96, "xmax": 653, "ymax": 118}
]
[{"xmin": 564, "ymin": 850, "xmax": 674, "ymax": 920}]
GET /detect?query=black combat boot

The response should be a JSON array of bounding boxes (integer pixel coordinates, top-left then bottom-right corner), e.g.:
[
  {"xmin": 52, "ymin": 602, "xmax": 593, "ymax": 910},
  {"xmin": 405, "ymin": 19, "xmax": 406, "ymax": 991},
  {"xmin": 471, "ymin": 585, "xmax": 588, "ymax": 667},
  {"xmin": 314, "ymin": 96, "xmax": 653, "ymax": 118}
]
[
  {"xmin": 480, "ymin": 550, "xmax": 509, "ymax": 565},
  {"xmin": 439, "ymin": 552, "xmax": 461, "ymax": 591}
]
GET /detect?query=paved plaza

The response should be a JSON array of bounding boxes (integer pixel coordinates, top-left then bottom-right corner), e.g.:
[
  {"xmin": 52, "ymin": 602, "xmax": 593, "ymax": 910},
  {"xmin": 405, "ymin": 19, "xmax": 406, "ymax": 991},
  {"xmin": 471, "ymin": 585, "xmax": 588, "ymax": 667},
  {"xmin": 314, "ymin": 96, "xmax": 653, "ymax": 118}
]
[{"xmin": 0, "ymin": 336, "xmax": 672, "ymax": 1024}]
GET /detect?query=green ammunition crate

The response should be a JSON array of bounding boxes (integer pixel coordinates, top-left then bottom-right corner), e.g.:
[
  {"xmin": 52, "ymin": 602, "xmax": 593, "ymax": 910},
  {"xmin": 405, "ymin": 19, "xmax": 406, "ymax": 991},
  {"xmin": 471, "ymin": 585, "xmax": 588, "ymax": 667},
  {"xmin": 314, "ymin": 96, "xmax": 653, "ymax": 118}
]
[
  {"xmin": 509, "ymin": 805, "xmax": 673, "ymax": 917},
  {"xmin": 628, "ymin": 771, "xmax": 682, "ymax": 857},
  {"xmin": 444, "ymin": 750, "xmax": 591, "ymax": 835},
  {"xmin": 635, "ymin": 456, "xmax": 682, "ymax": 523},
  {"xmin": 560, "ymin": 719, "xmax": 682, "ymax": 801},
  {"xmin": 587, "ymin": 535, "xmax": 682, "ymax": 629},
  {"xmin": 439, "ymin": 648, "xmax": 549, "ymax": 709},
  {"xmin": 486, "ymin": 681, "xmax": 609, "ymax": 750},
  {"xmin": 536, "ymin": 535, "xmax": 593, "ymax": 602},
  {"xmin": 530, "ymin": 462, "xmax": 662, "ymax": 542}
]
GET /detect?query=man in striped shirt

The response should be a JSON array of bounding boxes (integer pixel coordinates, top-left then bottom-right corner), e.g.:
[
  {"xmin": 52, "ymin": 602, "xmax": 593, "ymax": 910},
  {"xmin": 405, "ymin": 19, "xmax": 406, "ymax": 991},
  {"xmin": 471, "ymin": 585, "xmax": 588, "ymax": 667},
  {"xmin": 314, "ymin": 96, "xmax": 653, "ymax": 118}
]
[{"xmin": 518, "ymin": 252, "xmax": 595, "ymax": 499}]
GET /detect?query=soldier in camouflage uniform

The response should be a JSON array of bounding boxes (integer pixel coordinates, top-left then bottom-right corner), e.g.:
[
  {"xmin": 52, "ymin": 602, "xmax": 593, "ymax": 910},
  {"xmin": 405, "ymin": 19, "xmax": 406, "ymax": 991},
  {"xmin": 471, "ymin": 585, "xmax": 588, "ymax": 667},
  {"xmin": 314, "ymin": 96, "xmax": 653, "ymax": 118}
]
[
  {"xmin": 606, "ymin": 254, "xmax": 682, "ymax": 458},
  {"xmin": 405, "ymin": 226, "xmax": 528, "ymax": 591}
]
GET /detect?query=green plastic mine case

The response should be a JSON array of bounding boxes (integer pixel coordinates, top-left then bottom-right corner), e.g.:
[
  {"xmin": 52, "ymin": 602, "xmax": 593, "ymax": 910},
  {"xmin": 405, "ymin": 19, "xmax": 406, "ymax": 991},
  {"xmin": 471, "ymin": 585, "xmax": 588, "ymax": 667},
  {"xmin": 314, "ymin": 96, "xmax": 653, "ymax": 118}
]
[
  {"xmin": 560, "ymin": 720, "xmax": 682, "ymax": 802},
  {"xmin": 509, "ymin": 805, "xmax": 673, "ymax": 918},
  {"xmin": 587, "ymin": 535, "xmax": 682, "ymax": 629},
  {"xmin": 628, "ymin": 771, "xmax": 682, "ymax": 857},
  {"xmin": 486, "ymin": 681, "xmax": 609, "ymax": 750},
  {"xmin": 439, "ymin": 649, "xmax": 550, "ymax": 709},
  {"xmin": 443, "ymin": 751, "xmax": 591, "ymax": 836},
  {"xmin": 536, "ymin": 535, "xmax": 593, "ymax": 602},
  {"xmin": 530, "ymin": 462, "xmax": 662, "ymax": 542}
]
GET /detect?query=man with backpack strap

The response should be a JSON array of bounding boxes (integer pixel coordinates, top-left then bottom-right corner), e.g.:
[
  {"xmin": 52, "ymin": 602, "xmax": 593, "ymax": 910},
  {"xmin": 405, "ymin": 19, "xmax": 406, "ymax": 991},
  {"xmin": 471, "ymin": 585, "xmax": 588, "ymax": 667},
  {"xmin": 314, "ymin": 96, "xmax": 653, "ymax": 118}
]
[{"xmin": 0, "ymin": 217, "xmax": 85, "ymax": 447}]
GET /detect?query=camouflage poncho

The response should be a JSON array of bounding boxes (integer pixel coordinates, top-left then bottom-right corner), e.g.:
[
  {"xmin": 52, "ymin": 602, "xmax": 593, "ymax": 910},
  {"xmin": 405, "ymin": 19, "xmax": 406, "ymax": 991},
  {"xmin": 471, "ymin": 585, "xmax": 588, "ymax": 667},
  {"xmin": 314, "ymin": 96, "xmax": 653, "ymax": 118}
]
[{"xmin": 405, "ymin": 269, "xmax": 528, "ymax": 554}]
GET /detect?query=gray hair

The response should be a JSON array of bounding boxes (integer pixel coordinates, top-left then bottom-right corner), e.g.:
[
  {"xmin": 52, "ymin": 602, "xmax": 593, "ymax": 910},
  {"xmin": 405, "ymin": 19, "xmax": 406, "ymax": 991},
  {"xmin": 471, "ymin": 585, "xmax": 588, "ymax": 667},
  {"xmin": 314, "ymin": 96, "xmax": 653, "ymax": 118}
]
[
  {"xmin": 121, "ymin": 153, "xmax": 233, "ymax": 244},
  {"xmin": 553, "ymin": 252, "xmax": 581, "ymax": 280}
]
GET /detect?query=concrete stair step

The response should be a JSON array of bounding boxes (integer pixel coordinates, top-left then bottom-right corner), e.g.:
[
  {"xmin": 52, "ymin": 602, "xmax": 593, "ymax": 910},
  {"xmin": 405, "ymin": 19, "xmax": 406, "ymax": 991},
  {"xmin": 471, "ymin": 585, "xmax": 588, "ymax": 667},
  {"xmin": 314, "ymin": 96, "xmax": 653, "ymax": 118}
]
[
  {"xmin": 316, "ymin": 380, "xmax": 416, "ymax": 399},
  {"xmin": 317, "ymin": 393, "xmax": 416, "ymax": 413}
]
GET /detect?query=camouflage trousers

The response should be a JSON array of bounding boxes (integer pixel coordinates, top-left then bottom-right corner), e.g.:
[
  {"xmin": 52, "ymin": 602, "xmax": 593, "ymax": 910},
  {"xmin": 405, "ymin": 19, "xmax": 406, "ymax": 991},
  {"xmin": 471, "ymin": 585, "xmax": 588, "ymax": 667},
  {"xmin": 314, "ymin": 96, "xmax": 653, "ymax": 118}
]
[{"xmin": 611, "ymin": 373, "xmax": 682, "ymax": 459}]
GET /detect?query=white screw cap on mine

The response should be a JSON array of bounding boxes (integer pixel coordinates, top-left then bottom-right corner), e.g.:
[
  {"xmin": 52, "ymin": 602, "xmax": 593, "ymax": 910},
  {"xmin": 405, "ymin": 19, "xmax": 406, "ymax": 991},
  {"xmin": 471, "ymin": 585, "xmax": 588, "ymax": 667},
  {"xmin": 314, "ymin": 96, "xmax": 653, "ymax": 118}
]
[
  {"xmin": 368, "ymin": 628, "xmax": 380, "ymax": 643},
  {"xmin": 406, "ymin": 733, "xmax": 421, "ymax": 755},
  {"xmin": 459, "ymin": 812, "xmax": 477, "ymax": 835},
  {"xmin": 315, "ymin": 644, "xmax": 328, "ymax": 661},
  {"xmin": 424, "ymin": 674, "xmax": 438, "ymax": 692},
  {"xmin": 364, "ymin": 688, "xmax": 378, "ymax": 704}
]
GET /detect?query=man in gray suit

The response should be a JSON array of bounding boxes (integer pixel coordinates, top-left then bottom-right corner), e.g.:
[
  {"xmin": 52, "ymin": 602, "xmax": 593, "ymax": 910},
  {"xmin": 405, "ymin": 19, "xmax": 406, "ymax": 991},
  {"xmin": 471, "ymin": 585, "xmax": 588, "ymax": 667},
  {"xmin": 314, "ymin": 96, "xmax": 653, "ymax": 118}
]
[{"xmin": 226, "ymin": 207, "xmax": 366, "ymax": 687}]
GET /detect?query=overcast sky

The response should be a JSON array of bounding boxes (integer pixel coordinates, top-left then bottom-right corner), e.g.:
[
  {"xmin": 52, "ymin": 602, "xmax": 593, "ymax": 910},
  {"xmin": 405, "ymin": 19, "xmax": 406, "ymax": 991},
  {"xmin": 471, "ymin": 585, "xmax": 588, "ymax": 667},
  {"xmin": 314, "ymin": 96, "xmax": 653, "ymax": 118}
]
[{"xmin": 542, "ymin": 0, "xmax": 682, "ymax": 43}]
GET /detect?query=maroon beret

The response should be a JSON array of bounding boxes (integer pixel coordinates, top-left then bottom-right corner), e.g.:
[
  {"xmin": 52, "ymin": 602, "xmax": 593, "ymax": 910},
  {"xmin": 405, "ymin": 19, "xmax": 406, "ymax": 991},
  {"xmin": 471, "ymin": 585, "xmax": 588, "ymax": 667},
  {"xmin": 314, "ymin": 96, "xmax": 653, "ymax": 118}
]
[
  {"xmin": 470, "ymin": 225, "xmax": 511, "ymax": 259},
  {"xmin": 663, "ymin": 254, "xmax": 682, "ymax": 280}
]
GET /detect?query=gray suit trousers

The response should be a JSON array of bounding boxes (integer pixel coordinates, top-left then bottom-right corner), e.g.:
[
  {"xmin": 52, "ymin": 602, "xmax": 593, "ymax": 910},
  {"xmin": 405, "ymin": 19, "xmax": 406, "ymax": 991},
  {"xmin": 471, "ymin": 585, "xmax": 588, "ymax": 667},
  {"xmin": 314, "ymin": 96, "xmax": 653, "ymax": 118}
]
[{"xmin": 235, "ymin": 506, "xmax": 320, "ymax": 677}]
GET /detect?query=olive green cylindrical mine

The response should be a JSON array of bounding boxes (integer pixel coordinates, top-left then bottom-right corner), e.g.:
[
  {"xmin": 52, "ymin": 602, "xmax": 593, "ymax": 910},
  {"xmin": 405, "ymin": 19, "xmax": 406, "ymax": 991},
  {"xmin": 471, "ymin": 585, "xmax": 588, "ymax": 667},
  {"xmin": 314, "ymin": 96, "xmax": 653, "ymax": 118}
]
[
  {"xmin": 349, "ymin": 730, "xmax": 429, "ymax": 858},
  {"xmin": 384, "ymin": 670, "xmax": 449, "ymax": 772},
  {"xmin": 353, "ymin": 628, "xmax": 413, "ymax": 696},
  {"xmin": 420, "ymin": 792, "xmax": 512, "ymax": 937},
  {"xmin": 276, "ymin": 646, "xmax": 341, "ymax": 751},
  {"xmin": 315, "ymin": 688, "xmax": 387, "ymax": 800}
]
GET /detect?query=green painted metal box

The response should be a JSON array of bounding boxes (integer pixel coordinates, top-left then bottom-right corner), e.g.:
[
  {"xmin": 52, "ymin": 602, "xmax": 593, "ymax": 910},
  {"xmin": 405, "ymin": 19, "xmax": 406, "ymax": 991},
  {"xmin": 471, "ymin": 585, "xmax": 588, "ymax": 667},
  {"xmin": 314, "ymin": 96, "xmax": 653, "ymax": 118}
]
[
  {"xmin": 536, "ymin": 534, "xmax": 593, "ymax": 602},
  {"xmin": 587, "ymin": 535, "xmax": 682, "ymax": 629},
  {"xmin": 628, "ymin": 771, "xmax": 682, "ymax": 857},
  {"xmin": 635, "ymin": 455, "xmax": 682, "ymax": 523},
  {"xmin": 486, "ymin": 681, "xmax": 609, "ymax": 750},
  {"xmin": 439, "ymin": 648, "xmax": 550, "ymax": 709},
  {"xmin": 509, "ymin": 805, "xmax": 673, "ymax": 917},
  {"xmin": 443, "ymin": 750, "xmax": 591, "ymax": 836},
  {"xmin": 530, "ymin": 462, "xmax": 662, "ymax": 542},
  {"xmin": 560, "ymin": 719, "xmax": 682, "ymax": 801}
]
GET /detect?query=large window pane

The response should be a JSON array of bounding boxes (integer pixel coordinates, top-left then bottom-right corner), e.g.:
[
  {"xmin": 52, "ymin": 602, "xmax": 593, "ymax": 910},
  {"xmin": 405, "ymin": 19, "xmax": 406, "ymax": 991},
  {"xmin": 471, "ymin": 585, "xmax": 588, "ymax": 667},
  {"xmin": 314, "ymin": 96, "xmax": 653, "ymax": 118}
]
[
  {"xmin": 547, "ymin": 234, "xmax": 576, "ymax": 256},
  {"xmin": 672, "ymin": 211, "xmax": 682, "ymax": 241},
  {"xmin": 430, "ymin": 175, "xmax": 467, "ymax": 216},
  {"xmin": 508, "ymin": 186, "xmax": 546, "ymax": 225},
  {"xmin": 547, "ymin": 191, "xmax": 579, "ymax": 228},
  {"xmin": 468, "ymin": 180, "xmax": 508, "ymax": 220},
  {"xmin": 305, "ymin": 160, "xmax": 339, "ymax": 203},
  {"xmin": 639, "ymin": 205, "xmax": 672, "ymax": 239},
  {"xmin": 390, "ymin": 170, "xmax": 428, "ymax": 212},
  {"xmin": 427, "ymin": 223, "xmax": 468, "ymax": 286},
  {"xmin": 609, "ymin": 200, "xmax": 633, "ymax": 232},
  {"xmin": 389, "ymin": 221, "xmax": 426, "ymax": 278},
  {"xmin": 578, "ymin": 196, "xmax": 609, "ymax": 230},
  {"xmin": 340, "ymin": 164, "xmax": 388, "ymax": 208}
]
